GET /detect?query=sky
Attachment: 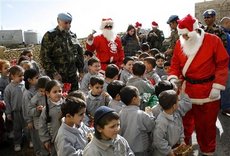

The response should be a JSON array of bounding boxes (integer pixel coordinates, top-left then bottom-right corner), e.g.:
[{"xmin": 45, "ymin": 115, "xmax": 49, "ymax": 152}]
[{"xmin": 0, "ymin": 0, "xmax": 205, "ymax": 41}]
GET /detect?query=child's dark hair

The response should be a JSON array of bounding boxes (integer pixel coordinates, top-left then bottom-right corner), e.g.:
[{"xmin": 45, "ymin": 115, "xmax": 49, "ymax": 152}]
[
  {"xmin": 155, "ymin": 80, "xmax": 174, "ymax": 97},
  {"xmin": 24, "ymin": 68, "xmax": 38, "ymax": 90},
  {"xmin": 84, "ymin": 50, "xmax": 94, "ymax": 57},
  {"xmin": 132, "ymin": 61, "xmax": 146, "ymax": 76},
  {"xmin": 17, "ymin": 55, "xmax": 30, "ymax": 65},
  {"xmin": 88, "ymin": 57, "xmax": 100, "ymax": 66},
  {"xmin": 67, "ymin": 90, "xmax": 86, "ymax": 101},
  {"xmin": 20, "ymin": 49, "xmax": 33, "ymax": 57},
  {"xmin": 148, "ymin": 48, "xmax": 160, "ymax": 57},
  {"xmin": 144, "ymin": 57, "xmax": 156, "ymax": 68},
  {"xmin": 90, "ymin": 76, "xmax": 104, "ymax": 86},
  {"xmin": 164, "ymin": 61, "xmax": 171, "ymax": 67},
  {"xmin": 94, "ymin": 111, "xmax": 119, "ymax": 139},
  {"xmin": 105, "ymin": 64, "xmax": 119, "ymax": 79},
  {"xmin": 9, "ymin": 65, "xmax": 24, "ymax": 79},
  {"xmin": 155, "ymin": 53, "xmax": 165, "ymax": 61},
  {"xmin": 158, "ymin": 90, "xmax": 178, "ymax": 110},
  {"xmin": 36, "ymin": 76, "xmax": 51, "ymax": 89},
  {"xmin": 141, "ymin": 43, "xmax": 150, "ymax": 52},
  {"xmin": 120, "ymin": 86, "xmax": 139, "ymax": 105},
  {"xmin": 123, "ymin": 56, "xmax": 134, "ymax": 65},
  {"xmin": 107, "ymin": 80, "xmax": 125, "ymax": 99},
  {"xmin": 61, "ymin": 97, "xmax": 86, "ymax": 117},
  {"xmin": 138, "ymin": 52, "xmax": 150, "ymax": 60},
  {"xmin": 45, "ymin": 80, "xmax": 62, "ymax": 123}
]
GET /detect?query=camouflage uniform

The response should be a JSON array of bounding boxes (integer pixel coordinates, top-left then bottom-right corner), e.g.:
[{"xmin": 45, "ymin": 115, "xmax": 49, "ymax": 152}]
[
  {"xmin": 40, "ymin": 26, "xmax": 84, "ymax": 91},
  {"xmin": 147, "ymin": 29, "xmax": 164, "ymax": 51},
  {"xmin": 203, "ymin": 24, "xmax": 227, "ymax": 48}
]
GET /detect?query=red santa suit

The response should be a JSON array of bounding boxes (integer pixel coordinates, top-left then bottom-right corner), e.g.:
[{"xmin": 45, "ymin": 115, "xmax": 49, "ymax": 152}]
[
  {"xmin": 86, "ymin": 34, "xmax": 124, "ymax": 70},
  {"xmin": 86, "ymin": 18, "xmax": 124, "ymax": 70},
  {"xmin": 168, "ymin": 14, "xmax": 229, "ymax": 155}
]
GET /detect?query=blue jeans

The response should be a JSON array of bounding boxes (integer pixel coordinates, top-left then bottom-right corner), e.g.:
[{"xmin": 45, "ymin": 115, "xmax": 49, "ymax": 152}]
[{"xmin": 221, "ymin": 70, "xmax": 230, "ymax": 110}]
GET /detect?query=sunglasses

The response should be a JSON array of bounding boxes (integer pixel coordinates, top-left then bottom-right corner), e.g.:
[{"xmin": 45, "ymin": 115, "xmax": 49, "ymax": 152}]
[{"xmin": 104, "ymin": 25, "xmax": 112, "ymax": 29}]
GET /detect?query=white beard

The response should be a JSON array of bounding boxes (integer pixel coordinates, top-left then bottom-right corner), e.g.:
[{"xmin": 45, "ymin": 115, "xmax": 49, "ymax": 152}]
[
  {"xmin": 180, "ymin": 30, "xmax": 205, "ymax": 57},
  {"xmin": 102, "ymin": 29, "xmax": 116, "ymax": 42}
]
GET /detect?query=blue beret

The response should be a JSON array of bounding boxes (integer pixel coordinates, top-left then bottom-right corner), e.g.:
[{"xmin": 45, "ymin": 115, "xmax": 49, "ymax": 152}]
[
  {"xmin": 167, "ymin": 15, "xmax": 179, "ymax": 24},
  {"xmin": 57, "ymin": 12, "xmax": 72, "ymax": 22},
  {"xmin": 94, "ymin": 106, "xmax": 114, "ymax": 124},
  {"xmin": 203, "ymin": 9, "xmax": 216, "ymax": 17}
]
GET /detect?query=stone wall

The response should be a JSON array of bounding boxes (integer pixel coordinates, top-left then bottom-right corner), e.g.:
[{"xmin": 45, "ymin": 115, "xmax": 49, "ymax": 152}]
[{"xmin": 195, "ymin": 0, "xmax": 230, "ymax": 24}]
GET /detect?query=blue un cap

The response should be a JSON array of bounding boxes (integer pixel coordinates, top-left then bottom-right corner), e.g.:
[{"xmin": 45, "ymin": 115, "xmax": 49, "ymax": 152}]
[
  {"xmin": 57, "ymin": 12, "xmax": 72, "ymax": 22},
  {"xmin": 203, "ymin": 9, "xmax": 216, "ymax": 18},
  {"xmin": 167, "ymin": 15, "xmax": 179, "ymax": 24}
]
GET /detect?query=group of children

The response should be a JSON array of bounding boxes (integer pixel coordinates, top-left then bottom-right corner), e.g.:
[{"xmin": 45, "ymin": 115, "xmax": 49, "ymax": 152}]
[{"xmin": 0, "ymin": 46, "xmax": 192, "ymax": 156}]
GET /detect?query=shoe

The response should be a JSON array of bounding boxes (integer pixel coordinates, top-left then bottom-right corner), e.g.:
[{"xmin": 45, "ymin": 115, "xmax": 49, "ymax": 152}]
[
  {"xmin": 14, "ymin": 144, "xmax": 21, "ymax": 152},
  {"xmin": 29, "ymin": 141, "xmax": 33, "ymax": 148},
  {"xmin": 222, "ymin": 108, "xmax": 230, "ymax": 117}
]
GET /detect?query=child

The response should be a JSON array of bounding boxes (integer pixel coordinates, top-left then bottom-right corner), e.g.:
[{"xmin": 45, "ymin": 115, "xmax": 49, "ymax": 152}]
[
  {"xmin": 161, "ymin": 61, "xmax": 171, "ymax": 80},
  {"xmin": 83, "ymin": 106, "xmax": 134, "ymax": 156},
  {"xmin": 148, "ymin": 48, "xmax": 160, "ymax": 57},
  {"xmin": 104, "ymin": 64, "xmax": 119, "ymax": 91},
  {"xmin": 144, "ymin": 57, "xmax": 161, "ymax": 85},
  {"xmin": 83, "ymin": 50, "xmax": 94, "ymax": 74},
  {"xmin": 140, "ymin": 43, "xmax": 150, "ymax": 53},
  {"xmin": 155, "ymin": 53, "xmax": 167, "ymax": 79},
  {"xmin": 153, "ymin": 90, "xmax": 191, "ymax": 156},
  {"xmin": 80, "ymin": 57, "xmax": 104, "ymax": 94},
  {"xmin": 39, "ymin": 80, "xmax": 64, "ymax": 155},
  {"xmin": 22, "ymin": 69, "xmax": 39, "ymax": 153},
  {"xmin": 107, "ymin": 80, "xmax": 126, "ymax": 113},
  {"xmin": 19, "ymin": 60, "xmax": 33, "ymax": 71},
  {"xmin": 119, "ymin": 86, "xmax": 155, "ymax": 156},
  {"xmin": 55, "ymin": 97, "xmax": 93, "ymax": 156},
  {"xmin": 119, "ymin": 57, "xmax": 134, "ymax": 84},
  {"xmin": 4, "ymin": 65, "xmax": 25, "ymax": 151},
  {"xmin": 28, "ymin": 76, "xmax": 51, "ymax": 156},
  {"xmin": 0, "ymin": 59, "xmax": 10, "ymax": 143},
  {"xmin": 86, "ymin": 76, "xmax": 111, "ymax": 117},
  {"xmin": 138, "ymin": 52, "xmax": 150, "ymax": 62}
]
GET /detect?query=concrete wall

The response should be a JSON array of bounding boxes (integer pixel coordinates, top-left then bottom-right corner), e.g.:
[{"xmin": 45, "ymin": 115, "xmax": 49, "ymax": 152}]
[
  {"xmin": 195, "ymin": 0, "xmax": 230, "ymax": 24},
  {"xmin": 0, "ymin": 30, "xmax": 23, "ymax": 45}
]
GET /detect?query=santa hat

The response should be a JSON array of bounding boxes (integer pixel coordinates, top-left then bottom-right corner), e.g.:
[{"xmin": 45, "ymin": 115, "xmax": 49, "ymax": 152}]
[
  {"xmin": 135, "ymin": 22, "xmax": 142, "ymax": 28},
  {"xmin": 151, "ymin": 21, "xmax": 158, "ymax": 28},
  {"xmin": 177, "ymin": 14, "xmax": 199, "ymax": 35},
  {"xmin": 100, "ymin": 18, "xmax": 113, "ymax": 30}
]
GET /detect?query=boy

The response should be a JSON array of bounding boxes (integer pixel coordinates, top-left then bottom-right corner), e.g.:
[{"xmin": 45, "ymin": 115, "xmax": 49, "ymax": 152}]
[
  {"xmin": 144, "ymin": 57, "xmax": 161, "ymax": 85},
  {"xmin": 103, "ymin": 64, "xmax": 119, "ymax": 91},
  {"xmin": 161, "ymin": 61, "xmax": 171, "ymax": 80},
  {"xmin": 107, "ymin": 80, "xmax": 126, "ymax": 113},
  {"xmin": 153, "ymin": 90, "xmax": 191, "ymax": 156},
  {"xmin": 119, "ymin": 57, "xmax": 134, "ymax": 84},
  {"xmin": 155, "ymin": 53, "xmax": 167, "ymax": 79},
  {"xmin": 80, "ymin": 57, "xmax": 104, "ymax": 94},
  {"xmin": 83, "ymin": 50, "xmax": 94, "ymax": 74},
  {"xmin": 86, "ymin": 76, "xmax": 111, "ymax": 117},
  {"xmin": 119, "ymin": 86, "xmax": 155, "ymax": 156}
]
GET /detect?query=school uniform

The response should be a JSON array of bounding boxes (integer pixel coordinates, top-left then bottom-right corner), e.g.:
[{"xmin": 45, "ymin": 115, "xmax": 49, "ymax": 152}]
[
  {"xmin": 119, "ymin": 105, "xmax": 155, "ymax": 155},
  {"xmin": 83, "ymin": 134, "xmax": 134, "ymax": 156},
  {"xmin": 108, "ymin": 99, "xmax": 125, "ymax": 113},
  {"xmin": 119, "ymin": 69, "xmax": 133, "ymax": 84},
  {"xmin": 145, "ymin": 70, "xmax": 161, "ymax": 85},
  {"xmin": 55, "ymin": 122, "xmax": 93, "ymax": 156}
]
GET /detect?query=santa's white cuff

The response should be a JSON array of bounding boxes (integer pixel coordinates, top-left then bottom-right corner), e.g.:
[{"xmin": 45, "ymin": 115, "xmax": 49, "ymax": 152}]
[
  {"xmin": 212, "ymin": 83, "xmax": 225, "ymax": 90},
  {"xmin": 167, "ymin": 75, "xmax": 178, "ymax": 81},
  {"xmin": 86, "ymin": 39, "xmax": 94, "ymax": 46}
]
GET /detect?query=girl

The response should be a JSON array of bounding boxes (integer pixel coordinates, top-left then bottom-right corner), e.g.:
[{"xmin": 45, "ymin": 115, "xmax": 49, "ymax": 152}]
[
  {"xmin": 22, "ymin": 69, "xmax": 39, "ymax": 155},
  {"xmin": 83, "ymin": 106, "xmax": 134, "ymax": 156},
  {"xmin": 4, "ymin": 65, "xmax": 25, "ymax": 152},
  {"xmin": 55, "ymin": 97, "xmax": 93, "ymax": 156},
  {"xmin": 39, "ymin": 80, "xmax": 64, "ymax": 156},
  {"xmin": 0, "ymin": 59, "xmax": 10, "ymax": 143}
]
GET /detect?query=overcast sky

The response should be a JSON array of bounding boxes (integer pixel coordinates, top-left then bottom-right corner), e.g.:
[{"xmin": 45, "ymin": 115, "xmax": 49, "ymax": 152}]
[{"xmin": 0, "ymin": 0, "xmax": 205, "ymax": 40}]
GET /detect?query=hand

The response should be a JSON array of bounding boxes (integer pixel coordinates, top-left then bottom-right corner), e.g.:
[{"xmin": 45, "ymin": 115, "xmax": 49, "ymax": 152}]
[
  {"xmin": 44, "ymin": 141, "xmax": 51, "ymax": 153},
  {"xmin": 168, "ymin": 151, "xmax": 175, "ymax": 156},
  {"xmin": 102, "ymin": 91, "xmax": 110, "ymax": 98},
  {"xmin": 209, "ymin": 88, "xmax": 220, "ymax": 99},
  {"xmin": 87, "ymin": 132, "xmax": 93, "ymax": 142},
  {"xmin": 7, "ymin": 114, "xmax": 12, "ymax": 121},
  {"xmin": 27, "ymin": 122, "xmax": 34, "ymax": 129},
  {"xmin": 79, "ymin": 72, "xmax": 84, "ymax": 81},
  {"xmin": 36, "ymin": 105, "xmax": 44, "ymax": 111},
  {"xmin": 87, "ymin": 34, "xmax": 94, "ymax": 41}
]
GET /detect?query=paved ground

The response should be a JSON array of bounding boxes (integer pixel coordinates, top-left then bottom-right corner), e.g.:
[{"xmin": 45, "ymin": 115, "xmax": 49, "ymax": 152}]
[{"xmin": 0, "ymin": 112, "xmax": 229, "ymax": 156}]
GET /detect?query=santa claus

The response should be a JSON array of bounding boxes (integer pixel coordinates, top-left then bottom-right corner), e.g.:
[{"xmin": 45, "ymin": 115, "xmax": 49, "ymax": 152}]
[
  {"xmin": 168, "ymin": 14, "xmax": 229, "ymax": 155},
  {"xmin": 86, "ymin": 18, "xmax": 124, "ymax": 70}
]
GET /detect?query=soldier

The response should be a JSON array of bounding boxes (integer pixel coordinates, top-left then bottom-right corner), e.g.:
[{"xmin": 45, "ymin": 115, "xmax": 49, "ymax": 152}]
[
  {"xmin": 164, "ymin": 15, "xmax": 180, "ymax": 61},
  {"xmin": 203, "ymin": 9, "xmax": 227, "ymax": 48},
  {"xmin": 146, "ymin": 21, "xmax": 164, "ymax": 51},
  {"xmin": 40, "ymin": 12, "xmax": 84, "ymax": 91}
]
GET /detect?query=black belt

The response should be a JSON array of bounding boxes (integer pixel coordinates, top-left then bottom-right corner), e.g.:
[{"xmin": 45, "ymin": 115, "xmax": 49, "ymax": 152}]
[
  {"xmin": 183, "ymin": 75, "xmax": 215, "ymax": 84},
  {"xmin": 101, "ymin": 61, "xmax": 117, "ymax": 64}
]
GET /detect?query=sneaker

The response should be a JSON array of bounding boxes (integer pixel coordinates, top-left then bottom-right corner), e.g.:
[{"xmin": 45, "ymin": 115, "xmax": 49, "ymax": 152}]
[
  {"xmin": 14, "ymin": 144, "xmax": 21, "ymax": 152},
  {"xmin": 29, "ymin": 141, "xmax": 33, "ymax": 148}
]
